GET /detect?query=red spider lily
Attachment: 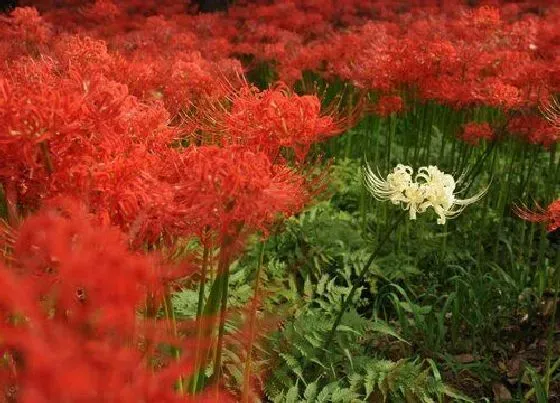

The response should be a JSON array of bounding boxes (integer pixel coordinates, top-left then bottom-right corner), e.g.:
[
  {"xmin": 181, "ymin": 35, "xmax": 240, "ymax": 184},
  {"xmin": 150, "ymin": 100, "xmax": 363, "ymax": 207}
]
[
  {"xmin": 164, "ymin": 56, "xmax": 244, "ymax": 118},
  {"xmin": 0, "ymin": 59, "xmax": 86, "ymax": 214},
  {"xmin": 163, "ymin": 145, "xmax": 310, "ymax": 241},
  {"xmin": 52, "ymin": 35, "xmax": 117, "ymax": 76},
  {"xmin": 109, "ymin": 52, "xmax": 243, "ymax": 118},
  {"xmin": 11, "ymin": 201, "xmax": 162, "ymax": 331},
  {"xmin": 374, "ymin": 95, "xmax": 404, "ymax": 117},
  {"xmin": 0, "ymin": 7, "xmax": 51, "ymax": 58},
  {"xmin": 80, "ymin": 0, "xmax": 122, "ymax": 23},
  {"xmin": 191, "ymin": 83, "xmax": 344, "ymax": 161},
  {"xmin": 516, "ymin": 200, "xmax": 560, "ymax": 233},
  {"xmin": 508, "ymin": 116, "xmax": 560, "ymax": 148},
  {"xmin": 11, "ymin": 0, "xmax": 560, "ymax": 118},
  {"xmin": 472, "ymin": 78, "xmax": 523, "ymax": 110},
  {"xmin": 460, "ymin": 122, "xmax": 495, "ymax": 145},
  {"xmin": 0, "ymin": 58, "xmax": 179, "ymax": 243},
  {"xmin": 2, "ymin": 7, "xmax": 51, "ymax": 44},
  {"xmin": 0, "ymin": 203, "xmax": 234, "ymax": 402}
]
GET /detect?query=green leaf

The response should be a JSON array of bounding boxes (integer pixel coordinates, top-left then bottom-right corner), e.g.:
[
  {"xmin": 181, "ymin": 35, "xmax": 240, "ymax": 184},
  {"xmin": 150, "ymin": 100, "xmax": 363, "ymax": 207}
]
[
  {"xmin": 272, "ymin": 391, "xmax": 285, "ymax": 403},
  {"xmin": 285, "ymin": 384, "xmax": 299, "ymax": 403},
  {"xmin": 336, "ymin": 324, "xmax": 362, "ymax": 335},
  {"xmin": 304, "ymin": 381, "xmax": 318, "ymax": 402},
  {"xmin": 399, "ymin": 301, "xmax": 432, "ymax": 315},
  {"xmin": 304, "ymin": 276, "xmax": 314, "ymax": 300},
  {"xmin": 203, "ymin": 273, "xmax": 225, "ymax": 317},
  {"xmin": 369, "ymin": 321, "xmax": 409, "ymax": 344}
]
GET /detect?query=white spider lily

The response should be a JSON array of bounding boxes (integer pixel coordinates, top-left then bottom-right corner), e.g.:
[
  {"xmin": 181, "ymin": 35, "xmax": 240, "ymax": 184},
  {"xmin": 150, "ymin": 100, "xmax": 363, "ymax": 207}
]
[
  {"xmin": 363, "ymin": 163, "xmax": 486, "ymax": 224},
  {"xmin": 363, "ymin": 164, "xmax": 414, "ymax": 205}
]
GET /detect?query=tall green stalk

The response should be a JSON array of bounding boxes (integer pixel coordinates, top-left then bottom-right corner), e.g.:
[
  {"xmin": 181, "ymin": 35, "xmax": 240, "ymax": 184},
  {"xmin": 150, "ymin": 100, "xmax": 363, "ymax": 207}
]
[
  {"xmin": 323, "ymin": 213, "xmax": 405, "ymax": 351},
  {"xmin": 212, "ymin": 236, "xmax": 234, "ymax": 382},
  {"xmin": 159, "ymin": 284, "xmax": 184, "ymax": 394},
  {"xmin": 190, "ymin": 235, "xmax": 211, "ymax": 394},
  {"xmin": 241, "ymin": 241, "xmax": 266, "ymax": 403},
  {"xmin": 544, "ymin": 251, "xmax": 560, "ymax": 396}
]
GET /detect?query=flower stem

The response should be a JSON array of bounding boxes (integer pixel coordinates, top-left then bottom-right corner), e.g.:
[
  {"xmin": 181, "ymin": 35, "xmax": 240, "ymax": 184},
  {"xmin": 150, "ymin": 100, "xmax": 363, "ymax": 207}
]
[
  {"xmin": 241, "ymin": 240, "xmax": 266, "ymax": 403},
  {"xmin": 212, "ymin": 238, "xmax": 233, "ymax": 383},
  {"xmin": 544, "ymin": 251, "xmax": 560, "ymax": 396},
  {"xmin": 162, "ymin": 289, "xmax": 184, "ymax": 395},
  {"xmin": 191, "ymin": 236, "xmax": 211, "ymax": 394},
  {"xmin": 323, "ymin": 213, "xmax": 404, "ymax": 351}
]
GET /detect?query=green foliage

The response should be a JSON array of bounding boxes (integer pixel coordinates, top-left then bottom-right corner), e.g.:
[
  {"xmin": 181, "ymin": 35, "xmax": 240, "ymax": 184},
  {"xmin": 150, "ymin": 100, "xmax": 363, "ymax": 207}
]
[
  {"xmin": 269, "ymin": 200, "xmax": 365, "ymax": 283},
  {"xmin": 262, "ymin": 273, "xmax": 461, "ymax": 402},
  {"xmin": 173, "ymin": 141, "xmax": 559, "ymax": 400}
]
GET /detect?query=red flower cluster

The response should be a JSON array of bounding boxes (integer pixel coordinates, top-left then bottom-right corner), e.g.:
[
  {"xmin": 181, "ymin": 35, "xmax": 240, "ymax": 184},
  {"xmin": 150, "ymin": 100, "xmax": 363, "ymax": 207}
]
[
  {"xmin": 460, "ymin": 122, "xmax": 495, "ymax": 145},
  {"xmin": 508, "ymin": 115, "xmax": 559, "ymax": 147},
  {"xmin": 192, "ymin": 84, "xmax": 342, "ymax": 161},
  {"xmin": 516, "ymin": 200, "xmax": 560, "ymax": 233},
  {"xmin": 1, "ymin": 5, "xmax": 334, "ymax": 396},
  {"xmin": 9, "ymin": 0, "xmax": 555, "ymax": 147},
  {"xmin": 0, "ymin": 203, "xmax": 233, "ymax": 402},
  {"xmin": 162, "ymin": 144, "xmax": 310, "ymax": 239},
  {"xmin": 374, "ymin": 95, "xmax": 404, "ymax": 117}
]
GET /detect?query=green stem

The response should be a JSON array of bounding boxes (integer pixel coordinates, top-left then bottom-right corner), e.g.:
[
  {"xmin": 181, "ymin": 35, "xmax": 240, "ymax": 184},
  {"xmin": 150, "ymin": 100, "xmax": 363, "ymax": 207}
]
[
  {"xmin": 323, "ymin": 213, "xmax": 405, "ymax": 350},
  {"xmin": 162, "ymin": 289, "xmax": 184, "ymax": 395},
  {"xmin": 413, "ymin": 103, "xmax": 425, "ymax": 168},
  {"xmin": 518, "ymin": 146, "xmax": 538, "ymax": 199},
  {"xmin": 344, "ymin": 97, "xmax": 353, "ymax": 158},
  {"xmin": 493, "ymin": 141, "xmax": 518, "ymax": 260},
  {"xmin": 191, "ymin": 237, "xmax": 211, "ymax": 394},
  {"xmin": 386, "ymin": 115, "xmax": 394, "ymax": 171},
  {"xmin": 423, "ymin": 102, "xmax": 435, "ymax": 163},
  {"xmin": 438, "ymin": 108, "xmax": 449, "ymax": 165},
  {"xmin": 544, "ymin": 251, "xmax": 560, "ymax": 396},
  {"xmin": 372, "ymin": 116, "xmax": 381, "ymax": 169},
  {"xmin": 461, "ymin": 141, "xmax": 496, "ymax": 196},
  {"xmin": 212, "ymin": 239, "xmax": 233, "ymax": 382},
  {"xmin": 241, "ymin": 241, "xmax": 266, "ymax": 403}
]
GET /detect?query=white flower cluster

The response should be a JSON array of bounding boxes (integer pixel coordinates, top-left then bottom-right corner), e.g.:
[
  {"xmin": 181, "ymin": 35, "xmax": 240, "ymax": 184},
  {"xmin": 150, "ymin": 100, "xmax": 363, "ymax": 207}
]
[{"xmin": 363, "ymin": 163, "xmax": 486, "ymax": 224}]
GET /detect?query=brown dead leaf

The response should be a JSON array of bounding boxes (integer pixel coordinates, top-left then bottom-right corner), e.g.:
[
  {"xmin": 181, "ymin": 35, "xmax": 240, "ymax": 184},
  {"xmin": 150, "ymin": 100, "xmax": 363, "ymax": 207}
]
[
  {"xmin": 454, "ymin": 353, "xmax": 476, "ymax": 364},
  {"xmin": 506, "ymin": 358, "xmax": 521, "ymax": 380},
  {"xmin": 492, "ymin": 383, "xmax": 512, "ymax": 401}
]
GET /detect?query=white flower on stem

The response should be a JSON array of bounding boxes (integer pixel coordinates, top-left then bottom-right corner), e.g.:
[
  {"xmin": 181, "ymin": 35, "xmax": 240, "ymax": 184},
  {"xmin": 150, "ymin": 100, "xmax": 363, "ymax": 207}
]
[
  {"xmin": 363, "ymin": 164, "xmax": 414, "ymax": 205},
  {"xmin": 363, "ymin": 163, "xmax": 486, "ymax": 224}
]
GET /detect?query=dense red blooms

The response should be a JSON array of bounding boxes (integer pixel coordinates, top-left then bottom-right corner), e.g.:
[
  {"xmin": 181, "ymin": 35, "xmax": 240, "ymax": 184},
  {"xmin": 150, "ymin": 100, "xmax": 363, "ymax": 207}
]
[
  {"xmin": 163, "ymin": 145, "xmax": 309, "ymax": 238},
  {"xmin": 81, "ymin": 0, "xmax": 122, "ymax": 23},
  {"xmin": 0, "ymin": 60, "xmax": 180, "ymax": 243},
  {"xmin": 11, "ymin": 202, "xmax": 162, "ymax": 330},
  {"xmin": 193, "ymin": 84, "xmax": 342, "ymax": 161},
  {"xmin": 508, "ymin": 115, "xmax": 560, "ymax": 147},
  {"xmin": 3, "ymin": 0, "xmax": 559, "ymax": 151},
  {"xmin": 163, "ymin": 55, "xmax": 243, "ymax": 117},
  {"xmin": 0, "ymin": 204, "xmax": 234, "ymax": 402},
  {"xmin": 374, "ymin": 95, "xmax": 404, "ymax": 117},
  {"xmin": 0, "ymin": 7, "xmax": 51, "ymax": 58},
  {"xmin": 460, "ymin": 122, "xmax": 495, "ymax": 145},
  {"xmin": 516, "ymin": 200, "xmax": 560, "ymax": 233}
]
